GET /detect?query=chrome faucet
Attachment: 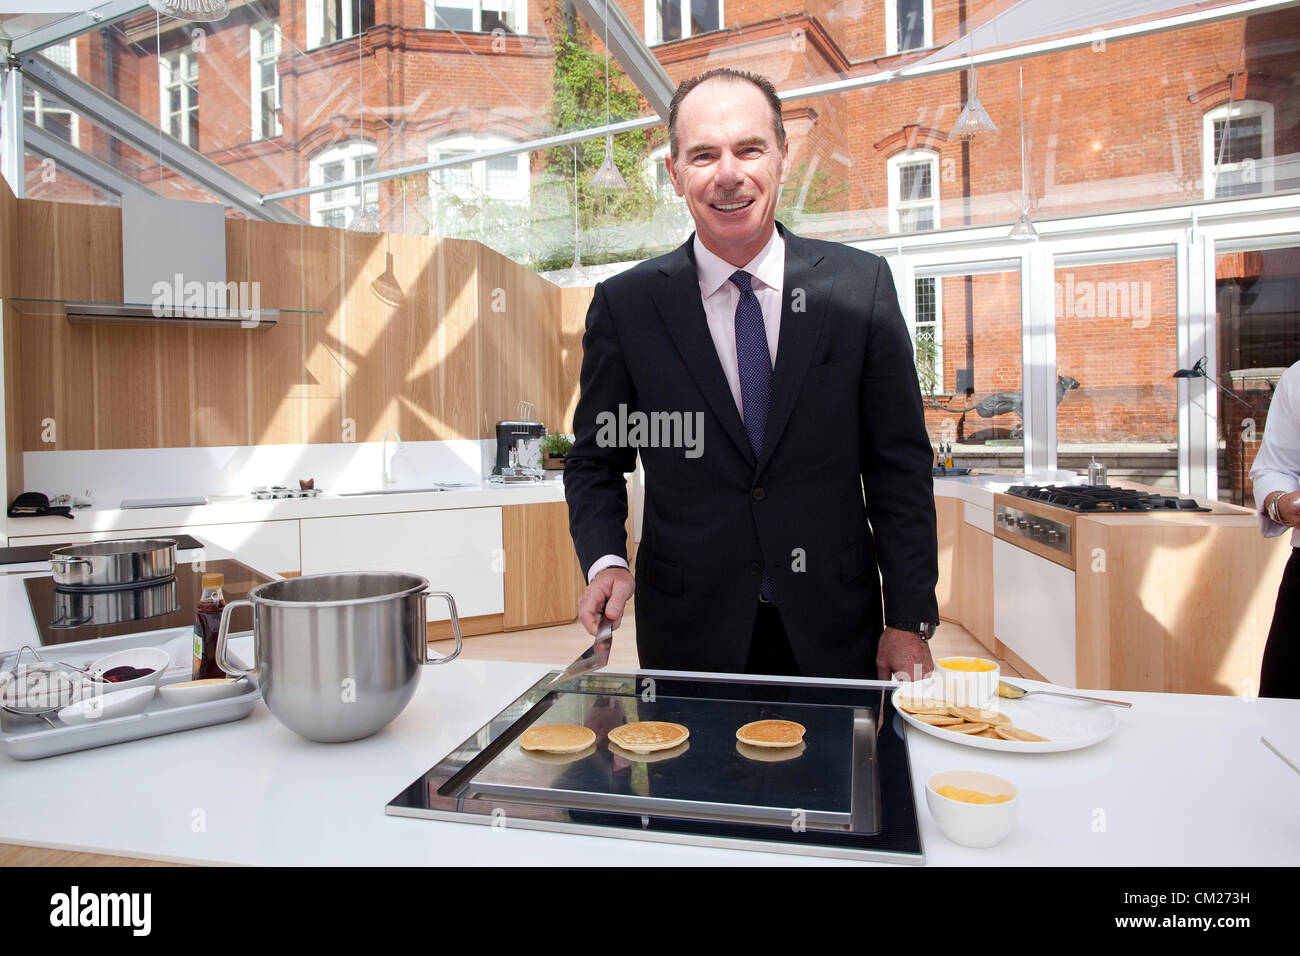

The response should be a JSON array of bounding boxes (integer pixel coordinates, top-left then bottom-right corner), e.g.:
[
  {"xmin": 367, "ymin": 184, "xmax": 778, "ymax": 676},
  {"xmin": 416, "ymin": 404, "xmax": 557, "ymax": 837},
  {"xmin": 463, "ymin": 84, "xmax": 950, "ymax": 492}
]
[{"xmin": 381, "ymin": 430, "xmax": 403, "ymax": 487}]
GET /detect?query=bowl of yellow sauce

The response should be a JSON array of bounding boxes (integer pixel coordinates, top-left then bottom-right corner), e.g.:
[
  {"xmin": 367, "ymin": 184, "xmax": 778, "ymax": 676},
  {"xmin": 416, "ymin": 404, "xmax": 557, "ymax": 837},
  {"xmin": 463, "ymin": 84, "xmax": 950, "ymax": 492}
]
[
  {"xmin": 925, "ymin": 770, "xmax": 1019, "ymax": 847},
  {"xmin": 936, "ymin": 656, "xmax": 1000, "ymax": 709}
]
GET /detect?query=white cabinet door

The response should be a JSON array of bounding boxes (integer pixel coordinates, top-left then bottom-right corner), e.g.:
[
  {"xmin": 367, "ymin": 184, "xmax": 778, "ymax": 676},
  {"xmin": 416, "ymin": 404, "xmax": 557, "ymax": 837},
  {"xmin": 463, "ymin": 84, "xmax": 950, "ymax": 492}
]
[
  {"xmin": 8, "ymin": 521, "xmax": 300, "ymax": 575},
  {"xmin": 993, "ymin": 538, "xmax": 1077, "ymax": 686},
  {"xmin": 299, "ymin": 508, "xmax": 503, "ymax": 621}
]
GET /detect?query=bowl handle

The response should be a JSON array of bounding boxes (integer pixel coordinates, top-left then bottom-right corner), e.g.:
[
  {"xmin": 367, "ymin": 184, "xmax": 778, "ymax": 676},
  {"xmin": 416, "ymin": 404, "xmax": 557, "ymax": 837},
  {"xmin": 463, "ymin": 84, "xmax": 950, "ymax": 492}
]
[
  {"xmin": 421, "ymin": 591, "xmax": 463, "ymax": 665},
  {"xmin": 216, "ymin": 600, "xmax": 256, "ymax": 676}
]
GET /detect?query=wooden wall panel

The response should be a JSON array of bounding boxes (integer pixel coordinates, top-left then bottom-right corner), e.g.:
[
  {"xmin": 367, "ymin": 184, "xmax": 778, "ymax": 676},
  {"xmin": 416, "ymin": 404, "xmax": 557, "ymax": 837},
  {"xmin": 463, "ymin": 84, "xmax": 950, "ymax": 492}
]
[
  {"xmin": 559, "ymin": 286, "xmax": 594, "ymax": 432},
  {"xmin": 3, "ymin": 198, "xmax": 581, "ymax": 455},
  {"xmin": 502, "ymin": 501, "xmax": 584, "ymax": 630}
]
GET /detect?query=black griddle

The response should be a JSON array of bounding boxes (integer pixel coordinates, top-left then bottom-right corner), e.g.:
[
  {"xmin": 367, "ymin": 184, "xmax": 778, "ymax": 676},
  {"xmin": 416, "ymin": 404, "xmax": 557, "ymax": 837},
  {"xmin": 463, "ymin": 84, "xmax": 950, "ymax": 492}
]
[{"xmin": 387, "ymin": 671, "xmax": 924, "ymax": 864}]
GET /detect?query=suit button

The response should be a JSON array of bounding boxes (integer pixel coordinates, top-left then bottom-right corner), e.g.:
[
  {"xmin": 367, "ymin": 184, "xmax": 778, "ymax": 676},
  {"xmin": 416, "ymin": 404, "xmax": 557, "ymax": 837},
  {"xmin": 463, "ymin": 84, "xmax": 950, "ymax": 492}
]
[
  {"xmin": 752, "ymin": 487, "xmax": 765, "ymax": 501},
  {"xmin": 750, "ymin": 562, "xmax": 763, "ymax": 575}
]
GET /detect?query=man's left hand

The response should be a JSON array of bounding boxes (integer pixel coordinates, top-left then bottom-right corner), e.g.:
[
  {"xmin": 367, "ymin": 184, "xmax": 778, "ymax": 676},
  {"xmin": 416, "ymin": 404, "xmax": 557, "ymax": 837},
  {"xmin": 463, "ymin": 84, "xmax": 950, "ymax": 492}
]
[{"xmin": 876, "ymin": 627, "xmax": 935, "ymax": 682}]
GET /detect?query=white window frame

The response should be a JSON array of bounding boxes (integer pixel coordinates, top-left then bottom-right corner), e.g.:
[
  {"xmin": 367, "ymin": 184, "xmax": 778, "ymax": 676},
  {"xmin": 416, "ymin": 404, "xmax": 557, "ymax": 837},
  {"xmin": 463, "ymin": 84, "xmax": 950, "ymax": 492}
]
[
  {"xmin": 250, "ymin": 23, "xmax": 282, "ymax": 141},
  {"xmin": 644, "ymin": 144, "xmax": 674, "ymax": 199},
  {"xmin": 427, "ymin": 135, "xmax": 530, "ymax": 209},
  {"xmin": 913, "ymin": 274, "xmax": 944, "ymax": 395},
  {"xmin": 425, "ymin": 0, "xmax": 528, "ymax": 34},
  {"xmin": 887, "ymin": 149, "xmax": 940, "ymax": 234},
  {"xmin": 158, "ymin": 49, "xmax": 198, "ymax": 148},
  {"xmin": 644, "ymin": 0, "xmax": 724, "ymax": 45},
  {"xmin": 1202, "ymin": 100, "xmax": 1274, "ymax": 200},
  {"xmin": 25, "ymin": 38, "xmax": 78, "ymax": 148},
  {"xmin": 885, "ymin": 0, "xmax": 933, "ymax": 56},
  {"xmin": 306, "ymin": 0, "xmax": 373, "ymax": 49},
  {"xmin": 309, "ymin": 140, "xmax": 379, "ymax": 228}
]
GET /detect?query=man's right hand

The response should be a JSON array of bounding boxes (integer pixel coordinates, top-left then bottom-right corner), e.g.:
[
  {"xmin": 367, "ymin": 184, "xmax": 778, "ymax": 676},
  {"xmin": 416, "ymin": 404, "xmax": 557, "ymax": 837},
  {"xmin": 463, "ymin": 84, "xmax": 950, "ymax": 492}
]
[{"xmin": 578, "ymin": 566, "xmax": 635, "ymax": 635}]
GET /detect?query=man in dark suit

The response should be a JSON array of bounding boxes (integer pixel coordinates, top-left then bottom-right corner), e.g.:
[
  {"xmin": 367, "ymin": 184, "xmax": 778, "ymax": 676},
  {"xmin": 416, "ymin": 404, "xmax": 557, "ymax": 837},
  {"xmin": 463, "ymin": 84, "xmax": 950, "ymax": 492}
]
[{"xmin": 564, "ymin": 68, "xmax": 939, "ymax": 680}]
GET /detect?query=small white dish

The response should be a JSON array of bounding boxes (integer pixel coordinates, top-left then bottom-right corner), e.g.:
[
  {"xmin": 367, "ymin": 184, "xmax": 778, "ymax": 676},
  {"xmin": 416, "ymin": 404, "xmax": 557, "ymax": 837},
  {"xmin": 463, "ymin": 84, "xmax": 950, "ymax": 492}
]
[
  {"xmin": 86, "ymin": 647, "xmax": 172, "ymax": 694},
  {"xmin": 158, "ymin": 677, "xmax": 250, "ymax": 706},
  {"xmin": 58, "ymin": 685, "xmax": 155, "ymax": 725},
  {"xmin": 925, "ymin": 769, "xmax": 1019, "ymax": 848}
]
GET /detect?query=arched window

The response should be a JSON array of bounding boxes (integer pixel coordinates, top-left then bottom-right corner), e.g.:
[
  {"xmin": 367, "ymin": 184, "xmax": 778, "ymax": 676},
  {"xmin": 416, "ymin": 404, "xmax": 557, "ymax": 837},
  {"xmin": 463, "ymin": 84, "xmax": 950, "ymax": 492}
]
[
  {"xmin": 1203, "ymin": 100, "xmax": 1274, "ymax": 199},
  {"xmin": 309, "ymin": 141, "xmax": 378, "ymax": 229},
  {"xmin": 427, "ymin": 135, "xmax": 529, "ymax": 207},
  {"xmin": 887, "ymin": 149, "xmax": 940, "ymax": 234}
]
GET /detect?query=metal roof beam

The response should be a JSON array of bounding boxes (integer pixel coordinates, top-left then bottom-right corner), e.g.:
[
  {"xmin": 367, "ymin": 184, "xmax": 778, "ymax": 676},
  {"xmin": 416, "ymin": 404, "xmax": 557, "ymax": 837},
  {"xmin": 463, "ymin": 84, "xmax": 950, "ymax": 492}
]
[
  {"xmin": 568, "ymin": 0, "xmax": 675, "ymax": 120},
  {"xmin": 11, "ymin": 1, "xmax": 151, "ymax": 56},
  {"xmin": 18, "ymin": 51, "xmax": 305, "ymax": 224},
  {"xmin": 24, "ymin": 121, "xmax": 159, "ymax": 200}
]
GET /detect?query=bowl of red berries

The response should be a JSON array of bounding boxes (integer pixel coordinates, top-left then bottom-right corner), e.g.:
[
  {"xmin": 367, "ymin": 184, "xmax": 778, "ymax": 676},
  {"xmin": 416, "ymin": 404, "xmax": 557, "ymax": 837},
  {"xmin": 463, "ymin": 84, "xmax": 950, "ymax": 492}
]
[{"xmin": 85, "ymin": 647, "xmax": 171, "ymax": 695}]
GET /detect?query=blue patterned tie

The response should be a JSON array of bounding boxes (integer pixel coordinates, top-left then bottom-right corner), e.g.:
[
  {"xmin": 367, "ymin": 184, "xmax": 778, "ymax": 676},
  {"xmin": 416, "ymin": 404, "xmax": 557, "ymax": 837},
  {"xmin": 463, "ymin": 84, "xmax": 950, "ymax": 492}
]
[{"xmin": 730, "ymin": 269, "xmax": 775, "ymax": 603}]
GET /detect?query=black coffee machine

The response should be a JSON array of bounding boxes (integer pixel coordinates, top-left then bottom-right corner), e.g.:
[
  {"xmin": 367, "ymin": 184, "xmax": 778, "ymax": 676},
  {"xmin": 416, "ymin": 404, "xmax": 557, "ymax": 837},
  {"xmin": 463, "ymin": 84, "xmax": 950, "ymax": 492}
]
[{"xmin": 492, "ymin": 401, "xmax": 547, "ymax": 476}]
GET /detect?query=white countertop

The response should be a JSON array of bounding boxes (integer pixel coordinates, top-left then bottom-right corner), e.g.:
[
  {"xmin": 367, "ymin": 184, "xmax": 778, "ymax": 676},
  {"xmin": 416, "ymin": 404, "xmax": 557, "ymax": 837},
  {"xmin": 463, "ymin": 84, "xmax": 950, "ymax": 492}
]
[
  {"xmin": 4, "ymin": 478, "xmax": 568, "ymax": 539},
  {"xmin": 3, "ymin": 653, "xmax": 1297, "ymax": 866}
]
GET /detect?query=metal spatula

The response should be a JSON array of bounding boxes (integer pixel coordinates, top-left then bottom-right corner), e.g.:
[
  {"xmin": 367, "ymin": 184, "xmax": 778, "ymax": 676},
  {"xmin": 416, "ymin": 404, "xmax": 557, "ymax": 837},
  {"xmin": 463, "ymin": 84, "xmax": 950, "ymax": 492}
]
[{"xmin": 549, "ymin": 621, "xmax": 614, "ymax": 688}]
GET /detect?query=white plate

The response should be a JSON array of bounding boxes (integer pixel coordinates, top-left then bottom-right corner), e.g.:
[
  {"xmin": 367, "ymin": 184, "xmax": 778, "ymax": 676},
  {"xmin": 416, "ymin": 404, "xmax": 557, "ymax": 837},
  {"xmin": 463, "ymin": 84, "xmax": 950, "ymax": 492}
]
[
  {"xmin": 58, "ymin": 685, "xmax": 156, "ymax": 725},
  {"xmin": 892, "ymin": 677, "xmax": 1121, "ymax": 753},
  {"xmin": 158, "ymin": 678, "xmax": 250, "ymax": 706}
]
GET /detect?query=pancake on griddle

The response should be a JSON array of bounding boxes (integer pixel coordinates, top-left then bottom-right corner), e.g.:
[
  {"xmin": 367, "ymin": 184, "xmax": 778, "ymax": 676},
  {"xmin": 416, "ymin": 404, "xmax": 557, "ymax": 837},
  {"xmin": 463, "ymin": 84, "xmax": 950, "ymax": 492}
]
[
  {"xmin": 519, "ymin": 723, "xmax": 596, "ymax": 753},
  {"xmin": 609, "ymin": 740, "xmax": 690, "ymax": 762},
  {"xmin": 607, "ymin": 720, "xmax": 690, "ymax": 753},
  {"xmin": 735, "ymin": 719, "xmax": 807, "ymax": 748},
  {"xmin": 736, "ymin": 740, "xmax": 806, "ymax": 762}
]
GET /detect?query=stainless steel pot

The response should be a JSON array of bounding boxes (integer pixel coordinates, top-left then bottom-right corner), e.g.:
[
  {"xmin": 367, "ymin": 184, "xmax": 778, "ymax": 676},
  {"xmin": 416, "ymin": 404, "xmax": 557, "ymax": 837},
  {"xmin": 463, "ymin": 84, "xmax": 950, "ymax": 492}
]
[
  {"xmin": 214, "ymin": 572, "xmax": 462, "ymax": 743},
  {"xmin": 50, "ymin": 577, "xmax": 179, "ymax": 629},
  {"xmin": 50, "ymin": 538, "xmax": 177, "ymax": 589}
]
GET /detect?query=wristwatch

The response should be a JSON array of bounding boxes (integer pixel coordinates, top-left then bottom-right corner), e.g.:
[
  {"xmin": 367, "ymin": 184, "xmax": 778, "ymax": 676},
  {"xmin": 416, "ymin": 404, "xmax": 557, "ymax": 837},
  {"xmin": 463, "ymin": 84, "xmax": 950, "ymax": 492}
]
[{"xmin": 888, "ymin": 621, "xmax": 939, "ymax": 641}]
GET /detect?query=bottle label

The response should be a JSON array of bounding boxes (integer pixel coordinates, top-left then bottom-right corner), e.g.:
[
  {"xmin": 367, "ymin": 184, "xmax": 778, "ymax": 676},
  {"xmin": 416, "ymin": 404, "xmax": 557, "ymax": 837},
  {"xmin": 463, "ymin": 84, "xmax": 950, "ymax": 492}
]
[{"xmin": 193, "ymin": 625, "xmax": 203, "ymax": 680}]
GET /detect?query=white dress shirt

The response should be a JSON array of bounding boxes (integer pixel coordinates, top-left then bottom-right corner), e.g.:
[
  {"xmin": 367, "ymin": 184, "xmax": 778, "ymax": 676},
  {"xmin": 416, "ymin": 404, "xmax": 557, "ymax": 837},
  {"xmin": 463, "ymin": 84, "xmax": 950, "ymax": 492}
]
[
  {"xmin": 585, "ymin": 228, "xmax": 787, "ymax": 582},
  {"xmin": 1251, "ymin": 360, "xmax": 1300, "ymax": 549}
]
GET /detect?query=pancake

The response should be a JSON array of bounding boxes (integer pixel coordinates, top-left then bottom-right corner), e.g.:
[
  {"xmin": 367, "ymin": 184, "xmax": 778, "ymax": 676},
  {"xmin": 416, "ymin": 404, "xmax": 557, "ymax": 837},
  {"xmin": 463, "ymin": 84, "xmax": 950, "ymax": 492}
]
[
  {"xmin": 914, "ymin": 713, "xmax": 963, "ymax": 726},
  {"xmin": 736, "ymin": 740, "xmax": 806, "ymax": 762},
  {"xmin": 950, "ymin": 705, "xmax": 1012, "ymax": 727},
  {"xmin": 735, "ymin": 719, "xmax": 807, "ymax": 748},
  {"xmin": 944, "ymin": 721, "xmax": 990, "ymax": 734},
  {"xmin": 607, "ymin": 720, "xmax": 690, "ymax": 753},
  {"xmin": 608, "ymin": 740, "xmax": 690, "ymax": 762},
  {"xmin": 521, "ymin": 743, "xmax": 597, "ymax": 764},
  {"xmin": 519, "ymin": 723, "xmax": 597, "ymax": 753},
  {"xmin": 994, "ymin": 724, "xmax": 1050, "ymax": 742}
]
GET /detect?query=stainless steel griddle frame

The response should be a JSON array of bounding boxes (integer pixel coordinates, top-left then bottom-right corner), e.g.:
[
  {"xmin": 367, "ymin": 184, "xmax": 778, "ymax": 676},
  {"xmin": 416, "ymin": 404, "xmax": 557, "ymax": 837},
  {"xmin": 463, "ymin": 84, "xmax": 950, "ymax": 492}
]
[{"xmin": 386, "ymin": 669, "xmax": 926, "ymax": 865}]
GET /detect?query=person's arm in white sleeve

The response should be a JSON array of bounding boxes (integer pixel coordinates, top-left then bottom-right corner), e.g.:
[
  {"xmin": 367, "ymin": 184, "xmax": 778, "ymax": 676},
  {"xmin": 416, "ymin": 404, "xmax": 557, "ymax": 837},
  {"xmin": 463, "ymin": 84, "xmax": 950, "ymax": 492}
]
[{"xmin": 1251, "ymin": 363, "xmax": 1300, "ymax": 537}]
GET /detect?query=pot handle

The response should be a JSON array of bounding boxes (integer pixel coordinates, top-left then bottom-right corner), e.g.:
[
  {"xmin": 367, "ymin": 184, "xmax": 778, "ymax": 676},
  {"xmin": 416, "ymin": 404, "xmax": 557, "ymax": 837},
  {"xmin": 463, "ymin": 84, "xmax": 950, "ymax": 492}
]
[
  {"xmin": 421, "ymin": 591, "xmax": 463, "ymax": 665},
  {"xmin": 216, "ymin": 599, "xmax": 256, "ymax": 677}
]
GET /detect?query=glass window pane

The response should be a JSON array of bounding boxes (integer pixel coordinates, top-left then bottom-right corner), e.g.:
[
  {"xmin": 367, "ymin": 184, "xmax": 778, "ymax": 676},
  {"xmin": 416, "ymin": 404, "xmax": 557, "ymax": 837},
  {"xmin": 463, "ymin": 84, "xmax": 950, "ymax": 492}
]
[
  {"xmin": 434, "ymin": 6, "xmax": 474, "ymax": 30},
  {"xmin": 658, "ymin": 0, "xmax": 682, "ymax": 41},
  {"xmin": 898, "ymin": 0, "xmax": 926, "ymax": 51},
  {"xmin": 899, "ymin": 161, "xmax": 931, "ymax": 201},
  {"xmin": 918, "ymin": 271, "xmax": 1023, "ymax": 464},
  {"xmin": 1054, "ymin": 259, "xmax": 1178, "ymax": 488},
  {"xmin": 691, "ymin": 0, "xmax": 719, "ymax": 35},
  {"xmin": 1215, "ymin": 246, "xmax": 1300, "ymax": 505},
  {"xmin": 485, "ymin": 155, "xmax": 517, "ymax": 196}
]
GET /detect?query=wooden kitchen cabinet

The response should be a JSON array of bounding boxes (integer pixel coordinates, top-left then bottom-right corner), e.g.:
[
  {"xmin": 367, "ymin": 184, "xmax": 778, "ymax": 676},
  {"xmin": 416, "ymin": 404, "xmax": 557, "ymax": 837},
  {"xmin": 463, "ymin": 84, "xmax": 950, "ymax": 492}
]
[{"xmin": 501, "ymin": 501, "xmax": 583, "ymax": 630}]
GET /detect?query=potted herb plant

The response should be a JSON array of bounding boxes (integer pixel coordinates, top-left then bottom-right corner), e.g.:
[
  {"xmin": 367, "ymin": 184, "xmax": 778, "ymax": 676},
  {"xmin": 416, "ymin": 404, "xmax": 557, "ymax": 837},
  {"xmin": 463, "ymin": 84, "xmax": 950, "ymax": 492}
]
[{"xmin": 539, "ymin": 433, "xmax": 574, "ymax": 470}]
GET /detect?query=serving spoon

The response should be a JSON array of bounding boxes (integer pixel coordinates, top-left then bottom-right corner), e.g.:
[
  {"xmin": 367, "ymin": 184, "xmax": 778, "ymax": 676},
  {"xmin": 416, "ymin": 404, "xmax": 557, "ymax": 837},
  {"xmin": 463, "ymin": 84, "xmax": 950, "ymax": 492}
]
[{"xmin": 998, "ymin": 679, "xmax": 1132, "ymax": 709}]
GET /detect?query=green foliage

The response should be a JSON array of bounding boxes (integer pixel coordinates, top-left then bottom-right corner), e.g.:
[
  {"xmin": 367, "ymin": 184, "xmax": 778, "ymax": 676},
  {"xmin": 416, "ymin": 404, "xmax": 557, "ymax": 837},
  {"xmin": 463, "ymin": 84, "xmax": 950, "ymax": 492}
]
[
  {"xmin": 776, "ymin": 157, "xmax": 850, "ymax": 222},
  {"xmin": 540, "ymin": 433, "xmax": 574, "ymax": 456},
  {"xmin": 545, "ymin": 26, "xmax": 661, "ymax": 230},
  {"xmin": 914, "ymin": 336, "xmax": 941, "ymax": 396}
]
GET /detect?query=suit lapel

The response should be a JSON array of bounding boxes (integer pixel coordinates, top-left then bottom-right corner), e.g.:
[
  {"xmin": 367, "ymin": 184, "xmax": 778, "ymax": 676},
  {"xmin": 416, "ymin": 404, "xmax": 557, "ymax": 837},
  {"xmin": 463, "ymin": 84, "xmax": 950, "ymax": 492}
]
[
  {"xmin": 756, "ymin": 225, "xmax": 830, "ymax": 476},
  {"xmin": 651, "ymin": 238, "xmax": 756, "ymax": 466}
]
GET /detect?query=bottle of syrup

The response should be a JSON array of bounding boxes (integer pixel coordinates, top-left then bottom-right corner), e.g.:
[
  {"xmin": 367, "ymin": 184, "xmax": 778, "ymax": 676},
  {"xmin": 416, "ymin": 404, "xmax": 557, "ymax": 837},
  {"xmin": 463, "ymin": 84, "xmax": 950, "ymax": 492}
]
[{"xmin": 193, "ymin": 572, "xmax": 227, "ymax": 681}]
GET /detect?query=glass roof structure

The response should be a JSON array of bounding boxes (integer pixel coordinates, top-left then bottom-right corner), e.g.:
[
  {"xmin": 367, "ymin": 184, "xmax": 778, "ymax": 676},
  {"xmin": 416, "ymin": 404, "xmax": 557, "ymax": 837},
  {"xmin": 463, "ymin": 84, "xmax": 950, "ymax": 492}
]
[{"xmin": 1, "ymin": 0, "xmax": 1296, "ymax": 270}]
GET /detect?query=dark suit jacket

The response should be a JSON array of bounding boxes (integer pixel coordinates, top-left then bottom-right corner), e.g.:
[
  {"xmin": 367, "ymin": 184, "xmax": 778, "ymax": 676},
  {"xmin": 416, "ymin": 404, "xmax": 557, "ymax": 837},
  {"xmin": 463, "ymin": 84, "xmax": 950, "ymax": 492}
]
[{"xmin": 564, "ymin": 223, "xmax": 939, "ymax": 678}]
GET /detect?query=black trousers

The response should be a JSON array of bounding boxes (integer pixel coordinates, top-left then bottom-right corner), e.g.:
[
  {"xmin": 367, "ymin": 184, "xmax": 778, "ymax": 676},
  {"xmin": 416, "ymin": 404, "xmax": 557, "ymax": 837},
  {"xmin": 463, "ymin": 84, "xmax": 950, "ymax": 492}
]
[
  {"xmin": 1260, "ymin": 547, "xmax": 1300, "ymax": 700},
  {"xmin": 744, "ymin": 602, "xmax": 801, "ymax": 676}
]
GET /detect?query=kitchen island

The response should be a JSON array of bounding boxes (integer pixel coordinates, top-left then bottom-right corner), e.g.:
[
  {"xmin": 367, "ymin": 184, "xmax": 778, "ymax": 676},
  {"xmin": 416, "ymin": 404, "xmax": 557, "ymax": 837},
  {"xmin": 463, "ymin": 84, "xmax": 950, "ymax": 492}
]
[{"xmin": 2, "ymin": 654, "xmax": 1297, "ymax": 866}]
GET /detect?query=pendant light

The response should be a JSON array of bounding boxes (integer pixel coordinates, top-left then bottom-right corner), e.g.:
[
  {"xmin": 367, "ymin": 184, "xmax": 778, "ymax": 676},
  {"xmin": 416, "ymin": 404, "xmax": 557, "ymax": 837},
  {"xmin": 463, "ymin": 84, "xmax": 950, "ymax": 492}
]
[
  {"xmin": 148, "ymin": 0, "xmax": 229, "ymax": 22},
  {"xmin": 588, "ymin": 0, "xmax": 627, "ymax": 191},
  {"xmin": 349, "ymin": 20, "xmax": 380, "ymax": 234},
  {"xmin": 1008, "ymin": 58, "xmax": 1037, "ymax": 242},
  {"xmin": 949, "ymin": 64, "xmax": 997, "ymax": 141}
]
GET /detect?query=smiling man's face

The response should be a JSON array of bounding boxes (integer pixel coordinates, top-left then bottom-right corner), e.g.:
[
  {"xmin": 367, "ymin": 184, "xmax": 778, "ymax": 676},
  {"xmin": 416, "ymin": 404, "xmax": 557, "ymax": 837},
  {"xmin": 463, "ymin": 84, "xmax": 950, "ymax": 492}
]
[{"xmin": 667, "ymin": 78, "xmax": 790, "ymax": 268}]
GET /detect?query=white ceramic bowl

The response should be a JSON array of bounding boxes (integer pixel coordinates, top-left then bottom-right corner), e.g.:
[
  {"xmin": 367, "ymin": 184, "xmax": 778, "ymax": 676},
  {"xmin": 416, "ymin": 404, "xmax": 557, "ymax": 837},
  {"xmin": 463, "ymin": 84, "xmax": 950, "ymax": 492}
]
[
  {"xmin": 925, "ymin": 769, "xmax": 1020, "ymax": 848},
  {"xmin": 58, "ymin": 685, "xmax": 156, "ymax": 725},
  {"xmin": 86, "ymin": 647, "xmax": 172, "ymax": 694},
  {"xmin": 158, "ymin": 677, "xmax": 250, "ymax": 706},
  {"xmin": 935, "ymin": 656, "xmax": 1000, "ymax": 710}
]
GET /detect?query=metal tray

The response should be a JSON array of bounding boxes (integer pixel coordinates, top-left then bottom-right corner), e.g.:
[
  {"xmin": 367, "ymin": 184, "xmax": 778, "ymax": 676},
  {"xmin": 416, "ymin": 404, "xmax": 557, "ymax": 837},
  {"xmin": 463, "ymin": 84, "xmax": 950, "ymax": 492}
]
[
  {"xmin": 388, "ymin": 670, "xmax": 924, "ymax": 864},
  {"xmin": 0, "ymin": 630, "xmax": 260, "ymax": 760}
]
